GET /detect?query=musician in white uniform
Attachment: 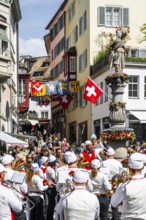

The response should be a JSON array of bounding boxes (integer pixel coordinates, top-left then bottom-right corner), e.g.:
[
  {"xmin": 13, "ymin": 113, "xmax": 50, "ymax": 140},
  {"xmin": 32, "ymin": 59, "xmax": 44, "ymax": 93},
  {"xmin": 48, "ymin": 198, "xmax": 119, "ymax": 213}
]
[
  {"xmin": 57, "ymin": 169, "xmax": 99, "ymax": 220},
  {"xmin": 1, "ymin": 154, "xmax": 15, "ymax": 180},
  {"xmin": 90, "ymin": 159, "xmax": 111, "ymax": 220},
  {"xmin": 26, "ymin": 163, "xmax": 52, "ymax": 220},
  {"xmin": 0, "ymin": 164, "xmax": 23, "ymax": 220},
  {"xmin": 102, "ymin": 147, "xmax": 123, "ymax": 220},
  {"xmin": 111, "ymin": 152, "xmax": 146, "ymax": 219}
]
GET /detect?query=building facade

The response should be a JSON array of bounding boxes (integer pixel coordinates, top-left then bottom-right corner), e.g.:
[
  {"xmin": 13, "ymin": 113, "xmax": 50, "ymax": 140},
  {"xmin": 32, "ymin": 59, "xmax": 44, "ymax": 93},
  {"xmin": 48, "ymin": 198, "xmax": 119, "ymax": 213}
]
[
  {"xmin": 47, "ymin": 0, "xmax": 146, "ymax": 144},
  {"xmin": 0, "ymin": 0, "xmax": 21, "ymax": 133}
]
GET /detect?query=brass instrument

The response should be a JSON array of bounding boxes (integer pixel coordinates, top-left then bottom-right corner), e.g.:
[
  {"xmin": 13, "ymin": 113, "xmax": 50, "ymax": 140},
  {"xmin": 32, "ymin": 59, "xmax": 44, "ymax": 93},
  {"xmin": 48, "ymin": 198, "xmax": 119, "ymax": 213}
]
[
  {"xmin": 77, "ymin": 156, "xmax": 91, "ymax": 168},
  {"xmin": 3, "ymin": 180, "xmax": 35, "ymax": 211},
  {"xmin": 110, "ymin": 169, "xmax": 132, "ymax": 193}
]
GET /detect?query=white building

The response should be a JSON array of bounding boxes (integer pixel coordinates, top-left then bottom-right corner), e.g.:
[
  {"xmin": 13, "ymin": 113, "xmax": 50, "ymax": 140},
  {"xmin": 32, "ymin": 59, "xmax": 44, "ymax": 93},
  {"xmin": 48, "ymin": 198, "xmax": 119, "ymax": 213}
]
[
  {"xmin": 91, "ymin": 0, "xmax": 146, "ymax": 142},
  {"xmin": 0, "ymin": 0, "xmax": 21, "ymax": 132}
]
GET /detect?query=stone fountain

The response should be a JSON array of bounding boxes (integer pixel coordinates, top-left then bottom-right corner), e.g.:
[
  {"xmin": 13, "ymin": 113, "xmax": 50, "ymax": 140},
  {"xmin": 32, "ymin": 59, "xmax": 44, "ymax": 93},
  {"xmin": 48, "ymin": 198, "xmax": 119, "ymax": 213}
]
[{"xmin": 101, "ymin": 27, "xmax": 135, "ymax": 160}]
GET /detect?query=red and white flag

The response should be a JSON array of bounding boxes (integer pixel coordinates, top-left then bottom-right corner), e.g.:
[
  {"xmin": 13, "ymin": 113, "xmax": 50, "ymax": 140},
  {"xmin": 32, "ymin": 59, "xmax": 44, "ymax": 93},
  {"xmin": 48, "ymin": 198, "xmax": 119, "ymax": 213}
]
[
  {"xmin": 84, "ymin": 77, "xmax": 103, "ymax": 104},
  {"xmin": 60, "ymin": 94, "xmax": 73, "ymax": 109}
]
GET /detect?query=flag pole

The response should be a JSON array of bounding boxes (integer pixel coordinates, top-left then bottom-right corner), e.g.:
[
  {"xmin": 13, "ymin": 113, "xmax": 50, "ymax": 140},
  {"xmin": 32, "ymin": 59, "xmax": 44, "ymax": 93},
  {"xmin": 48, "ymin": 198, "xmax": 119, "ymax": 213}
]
[{"xmin": 87, "ymin": 76, "xmax": 112, "ymax": 101}]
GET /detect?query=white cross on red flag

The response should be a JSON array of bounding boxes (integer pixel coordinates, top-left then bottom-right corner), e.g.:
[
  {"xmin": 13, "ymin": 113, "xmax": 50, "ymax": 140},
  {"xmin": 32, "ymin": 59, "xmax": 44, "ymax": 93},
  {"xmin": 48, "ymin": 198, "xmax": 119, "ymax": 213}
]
[
  {"xmin": 60, "ymin": 94, "xmax": 73, "ymax": 109},
  {"xmin": 84, "ymin": 77, "xmax": 103, "ymax": 104}
]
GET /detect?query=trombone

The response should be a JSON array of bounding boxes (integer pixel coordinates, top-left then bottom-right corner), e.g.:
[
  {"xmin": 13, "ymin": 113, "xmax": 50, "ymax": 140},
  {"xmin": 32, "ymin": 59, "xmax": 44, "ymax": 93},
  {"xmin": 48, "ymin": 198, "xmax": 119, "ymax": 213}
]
[{"xmin": 3, "ymin": 180, "xmax": 35, "ymax": 211}]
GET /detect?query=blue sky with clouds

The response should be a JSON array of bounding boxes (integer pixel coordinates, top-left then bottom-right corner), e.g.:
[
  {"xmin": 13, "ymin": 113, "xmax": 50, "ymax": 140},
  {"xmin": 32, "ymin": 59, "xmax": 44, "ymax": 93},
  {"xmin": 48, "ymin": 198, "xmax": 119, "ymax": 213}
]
[{"xmin": 19, "ymin": 0, "xmax": 64, "ymax": 57}]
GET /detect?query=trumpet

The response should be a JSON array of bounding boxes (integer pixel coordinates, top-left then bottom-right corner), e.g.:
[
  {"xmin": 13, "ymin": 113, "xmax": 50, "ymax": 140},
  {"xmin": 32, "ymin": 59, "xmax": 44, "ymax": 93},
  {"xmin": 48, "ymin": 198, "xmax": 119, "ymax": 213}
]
[{"xmin": 3, "ymin": 180, "xmax": 35, "ymax": 211}]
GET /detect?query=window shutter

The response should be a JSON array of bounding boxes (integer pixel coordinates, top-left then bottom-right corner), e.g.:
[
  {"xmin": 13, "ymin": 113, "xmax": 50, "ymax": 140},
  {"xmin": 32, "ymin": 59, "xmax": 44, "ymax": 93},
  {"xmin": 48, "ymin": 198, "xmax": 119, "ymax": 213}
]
[
  {"xmin": 122, "ymin": 8, "xmax": 129, "ymax": 26},
  {"xmin": 85, "ymin": 49, "xmax": 87, "ymax": 68},
  {"xmin": 84, "ymin": 10, "xmax": 87, "ymax": 31},
  {"xmin": 97, "ymin": 7, "xmax": 105, "ymax": 26},
  {"xmin": 79, "ymin": 17, "xmax": 82, "ymax": 35},
  {"xmin": 76, "ymin": 25, "xmax": 78, "ymax": 42}
]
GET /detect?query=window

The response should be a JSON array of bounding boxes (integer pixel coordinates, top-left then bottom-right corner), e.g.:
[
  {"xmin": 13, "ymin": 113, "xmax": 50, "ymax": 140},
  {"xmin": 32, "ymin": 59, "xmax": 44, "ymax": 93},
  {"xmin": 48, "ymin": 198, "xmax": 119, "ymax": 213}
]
[
  {"xmin": 32, "ymin": 71, "xmax": 44, "ymax": 77},
  {"xmin": 66, "ymin": 36, "xmax": 71, "ymax": 51},
  {"xmin": 99, "ymin": 82, "xmax": 103, "ymax": 104},
  {"xmin": 79, "ymin": 10, "xmax": 87, "ymax": 36},
  {"xmin": 128, "ymin": 76, "xmax": 139, "ymax": 98},
  {"xmin": 79, "ymin": 85, "xmax": 87, "ymax": 107},
  {"xmin": 79, "ymin": 49, "xmax": 87, "ymax": 72},
  {"xmin": 126, "ymin": 48, "xmax": 146, "ymax": 58},
  {"xmin": 104, "ymin": 81, "xmax": 108, "ymax": 102},
  {"xmin": 0, "ymin": 25, "xmax": 8, "ymax": 55},
  {"xmin": 144, "ymin": 77, "xmax": 146, "ymax": 98},
  {"xmin": 41, "ymin": 111, "xmax": 48, "ymax": 119},
  {"xmin": 18, "ymin": 79, "xmax": 26, "ymax": 96},
  {"xmin": 69, "ymin": 57, "xmax": 76, "ymax": 72},
  {"xmin": 72, "ymin": 92, "xmax": 78, "ymax": 109},
  {"xmin": 98, "ymin": 7, "xmax": 129, "ymax": 27},
  {"xmin": 79, "ymin": 122, "xmax": 87, "ymax": 144},
  {"xmin": 68, "ymin": 1, "xmax": 75, "ymax": 23},
  {"xmin": 73, "ymin": 25, "xmax": 78, "ymax": 44}
]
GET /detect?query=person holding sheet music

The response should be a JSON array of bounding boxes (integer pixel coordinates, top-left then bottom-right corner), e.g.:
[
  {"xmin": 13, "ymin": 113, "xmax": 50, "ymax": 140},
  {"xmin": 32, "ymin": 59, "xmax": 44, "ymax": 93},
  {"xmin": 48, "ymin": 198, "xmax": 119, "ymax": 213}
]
[{"xmin": 0, "ymin": 163, "xmax": 23, "ymax": 220}]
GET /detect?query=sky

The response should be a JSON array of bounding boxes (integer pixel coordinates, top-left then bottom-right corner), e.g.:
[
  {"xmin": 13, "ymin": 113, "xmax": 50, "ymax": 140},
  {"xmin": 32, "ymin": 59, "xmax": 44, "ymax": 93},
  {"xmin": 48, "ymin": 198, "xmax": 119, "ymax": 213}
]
[{"xmin": 19, "ymin": 0, "xmax": 64, "ymax": 57}]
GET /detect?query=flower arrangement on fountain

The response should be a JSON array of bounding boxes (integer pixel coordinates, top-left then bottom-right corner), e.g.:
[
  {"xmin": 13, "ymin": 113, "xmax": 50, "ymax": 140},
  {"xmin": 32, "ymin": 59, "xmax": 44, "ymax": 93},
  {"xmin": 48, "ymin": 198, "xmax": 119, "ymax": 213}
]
[
  {"xmin": 109, "ymin": 102, "xmax": 126, "ymax": 108},
  {"xmin": 101, "ymin": 129, "xmax": 136, "ymax": 142},
  {"xmin": 105, "ymin": 73, "xmax": 129, "ymax": 84}
]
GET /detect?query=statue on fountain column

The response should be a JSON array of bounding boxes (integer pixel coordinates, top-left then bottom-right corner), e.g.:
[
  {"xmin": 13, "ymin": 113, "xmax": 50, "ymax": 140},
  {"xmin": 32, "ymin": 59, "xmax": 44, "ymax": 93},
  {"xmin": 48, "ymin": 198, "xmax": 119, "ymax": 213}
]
[{"xmin": 110, "ymin": 26, "xmax": 130, "ymax": 73}]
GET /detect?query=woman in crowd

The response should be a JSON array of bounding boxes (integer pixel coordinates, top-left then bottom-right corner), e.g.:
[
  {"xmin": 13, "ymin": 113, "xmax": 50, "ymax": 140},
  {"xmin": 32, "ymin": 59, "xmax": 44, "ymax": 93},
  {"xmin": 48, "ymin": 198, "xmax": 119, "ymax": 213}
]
[{"xmin": 90, "ymin": 159, "xmax": 112, "ymax": 220}]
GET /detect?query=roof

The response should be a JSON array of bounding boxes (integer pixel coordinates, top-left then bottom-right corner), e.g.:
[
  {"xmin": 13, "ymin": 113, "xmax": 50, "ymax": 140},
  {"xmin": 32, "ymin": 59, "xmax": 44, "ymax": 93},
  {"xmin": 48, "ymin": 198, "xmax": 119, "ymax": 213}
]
[
  {"xmin": 45, "ymin": 0, "xmax": 68, "ymax": 29},
  {"xmin": 0, "ymin": 132, "xmax": 28, "ymax": 146}
]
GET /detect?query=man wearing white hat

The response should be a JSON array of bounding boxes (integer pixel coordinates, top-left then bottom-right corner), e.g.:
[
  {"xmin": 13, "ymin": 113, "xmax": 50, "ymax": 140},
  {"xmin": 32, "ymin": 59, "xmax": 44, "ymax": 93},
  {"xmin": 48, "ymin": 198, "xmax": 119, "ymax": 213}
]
[
  {"xmin": 0, "ymin": 163, "xmax": 23, "ymax": 220},
  {"xmin": 102, "ymin": 147, "xmax": 123, "ymax": 179},
  {"xmin": 1, "ymin": 154, "xmax": 15, "ymax": 180},
  {"xmin": 57, "ymin": 169, "xmax": 99, "ymax": 220},
  {"xmin": 111, "ymin": 152, "xmax": 146, "ymax": 219},
  {"xmin": 80, "ymin": 140, "xmax": 103, "ymax": 170}
]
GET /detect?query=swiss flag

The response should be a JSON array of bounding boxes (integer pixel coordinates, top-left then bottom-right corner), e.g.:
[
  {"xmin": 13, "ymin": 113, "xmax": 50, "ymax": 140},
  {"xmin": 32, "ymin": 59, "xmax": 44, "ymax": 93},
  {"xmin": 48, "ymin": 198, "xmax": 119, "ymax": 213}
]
[
  {"xmin": 84, "ymin": 77, "xmax": 103, "ymax": 104},
  {"xmin": 60, "ymin": 94, "xmax": 73, "ymax": 109}
]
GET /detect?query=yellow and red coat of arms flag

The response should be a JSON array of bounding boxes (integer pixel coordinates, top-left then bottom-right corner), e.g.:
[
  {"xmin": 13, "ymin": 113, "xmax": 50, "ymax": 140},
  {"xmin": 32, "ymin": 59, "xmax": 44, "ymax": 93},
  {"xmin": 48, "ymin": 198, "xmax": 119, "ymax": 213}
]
[{"xmin": 31, "ymin": 82, "xmax": 46, "ymax": 96}]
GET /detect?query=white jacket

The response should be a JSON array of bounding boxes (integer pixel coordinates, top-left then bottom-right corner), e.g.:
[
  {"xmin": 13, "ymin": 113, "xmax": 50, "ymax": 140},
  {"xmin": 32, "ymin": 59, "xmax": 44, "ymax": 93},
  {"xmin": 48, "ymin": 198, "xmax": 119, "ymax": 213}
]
[{"xmin": 0, "ymin": 184, "xmax": 22, "ymax": 220}]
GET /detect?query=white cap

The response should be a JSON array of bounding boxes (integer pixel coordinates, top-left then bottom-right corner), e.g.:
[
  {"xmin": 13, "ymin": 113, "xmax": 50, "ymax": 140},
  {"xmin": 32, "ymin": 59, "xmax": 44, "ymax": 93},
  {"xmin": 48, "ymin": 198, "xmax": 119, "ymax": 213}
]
[
  {"xmin": 40, "ymin": 156, "xmax": 48, "ymax": 165},
  {"xmin": 64, "ymin": 152, "xmax": 77, "ymax": 164},
  {"xmin": 85, "ymin": 140, "xmax": 92, "ymax": 147},
  {"xmin": 106, "ymin": 147, "xmax": 115, "ymax": 156},
  {"xmin": 48, "ymin": 155, "xmax": 56, "ymax": 163},
  {"xmin": 2, "ymin": 155, "xmax": 14, "ymax": 166},
  {"xmin": 73, "ymin": 170, "xmax": 88, "ymax": 183},
  {"xmin": 114, "ymin": 147, "xmax": 127, "ymax": 160},
  {"xmin": 128, "ymin": 152, "xmax": 144, "ymax": 169},
  {"xmin": 31, "ymin": 163, "xmax": 39, "ymax": 172},
  {"xmin": 0, "ymin": 164, "xmax": 5, "ymax": 173},
  {"xmin": 91, "ymin": 134, "xmax": 97, "ymax": 139},
  {"xmin": 91, "ymin": 159, "xmax": 101, "ymax": 169}
]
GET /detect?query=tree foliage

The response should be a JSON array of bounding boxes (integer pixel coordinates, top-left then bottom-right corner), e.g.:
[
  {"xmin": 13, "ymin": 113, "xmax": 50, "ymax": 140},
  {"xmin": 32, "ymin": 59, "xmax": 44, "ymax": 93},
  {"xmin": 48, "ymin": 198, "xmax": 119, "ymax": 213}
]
[{"xmin": 139, "ymin": 23, "xmax": 146, "ymax": 43}]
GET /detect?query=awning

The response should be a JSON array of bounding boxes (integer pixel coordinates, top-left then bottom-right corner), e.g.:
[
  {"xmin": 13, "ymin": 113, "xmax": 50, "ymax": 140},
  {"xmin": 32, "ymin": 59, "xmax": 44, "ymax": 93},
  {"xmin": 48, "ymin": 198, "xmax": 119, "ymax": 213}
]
[
  {"xmin": 0, "ymin": 132, "xmax": 28, "ymax": 147},
  {"xmin": 129, "ymin": 111, "xmax": 146, "ymax": 123}
]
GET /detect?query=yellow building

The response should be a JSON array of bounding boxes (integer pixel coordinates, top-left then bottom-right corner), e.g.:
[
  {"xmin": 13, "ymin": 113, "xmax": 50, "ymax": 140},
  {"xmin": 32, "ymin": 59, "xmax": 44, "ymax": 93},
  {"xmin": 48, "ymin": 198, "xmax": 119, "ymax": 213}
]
[{"xmin": 47, "ymin": 0, "xmax": 146, "ymax": 145}]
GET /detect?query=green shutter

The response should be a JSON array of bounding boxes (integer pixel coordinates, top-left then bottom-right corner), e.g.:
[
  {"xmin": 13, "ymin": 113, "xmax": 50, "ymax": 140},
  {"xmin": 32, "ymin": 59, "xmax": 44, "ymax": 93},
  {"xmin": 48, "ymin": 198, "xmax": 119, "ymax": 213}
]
[
  {"xmin": 123, "ymin": 8, "xmax": 129, "ymax": 26},
  {"xmin": 0, "ymin": 29, "xmax": 8, "ymax": 42},
  {"xmin": 97, "ymin": 7, "xmax": 105, "ymax": 26}
]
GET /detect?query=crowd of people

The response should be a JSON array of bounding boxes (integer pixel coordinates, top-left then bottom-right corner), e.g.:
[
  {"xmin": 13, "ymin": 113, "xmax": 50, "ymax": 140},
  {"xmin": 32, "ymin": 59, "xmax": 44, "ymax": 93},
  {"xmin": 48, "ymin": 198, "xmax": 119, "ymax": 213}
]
[{"xmin": 1, "ymin": 132, "xmax": 146, "ymax": 220}]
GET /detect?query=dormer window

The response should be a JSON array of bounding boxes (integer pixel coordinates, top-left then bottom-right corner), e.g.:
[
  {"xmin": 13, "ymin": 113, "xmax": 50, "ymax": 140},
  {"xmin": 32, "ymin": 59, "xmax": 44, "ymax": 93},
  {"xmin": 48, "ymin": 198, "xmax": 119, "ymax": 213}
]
[{"xmin": 32, "ymin": 71, "xmax": 44, "ymax": 77}]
